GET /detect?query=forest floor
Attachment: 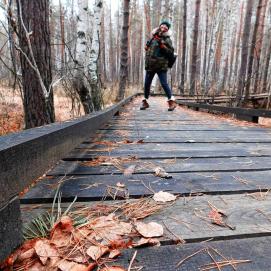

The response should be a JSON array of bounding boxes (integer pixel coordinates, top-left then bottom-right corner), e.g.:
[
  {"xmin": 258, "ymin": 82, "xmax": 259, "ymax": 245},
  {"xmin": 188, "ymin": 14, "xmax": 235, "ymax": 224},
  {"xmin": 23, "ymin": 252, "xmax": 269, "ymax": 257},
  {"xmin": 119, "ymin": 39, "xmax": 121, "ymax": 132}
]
[{"xmin": 0, "ymin": 85, "xmax": 137, "ymax": 136}]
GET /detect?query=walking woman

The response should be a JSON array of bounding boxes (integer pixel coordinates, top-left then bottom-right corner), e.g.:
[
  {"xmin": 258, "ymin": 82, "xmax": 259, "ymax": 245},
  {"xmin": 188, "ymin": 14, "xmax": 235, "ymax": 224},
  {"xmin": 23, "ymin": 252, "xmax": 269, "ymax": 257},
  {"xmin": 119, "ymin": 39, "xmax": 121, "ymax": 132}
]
[{"xmin": 140, "ymin": 20, "xmax": 177, "ymax": 111}]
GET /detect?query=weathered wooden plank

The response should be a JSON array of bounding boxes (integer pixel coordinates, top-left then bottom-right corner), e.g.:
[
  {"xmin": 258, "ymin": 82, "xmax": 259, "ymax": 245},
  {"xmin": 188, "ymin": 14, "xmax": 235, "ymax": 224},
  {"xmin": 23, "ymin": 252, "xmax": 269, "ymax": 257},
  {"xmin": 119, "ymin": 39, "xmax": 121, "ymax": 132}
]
[
  {"xmin": 21, "ymin": 170, "xmax": 271, "ymax": 203},
  {"xmin": 47, "ymin": 157, "xmax": 271, "ymax": 176},
  {"xmin": 86, "ymin": 130, "xmax": 271, "ymax": 143},
  {"xmin": 21, "ymin": 193, "xmax": 271, "ymax": 242},
  {"xmin": 86, "ymin": 135, "xmax": 271, "ymax": 143},
  {"xmin": 91, "ymin": 130, "xmax": 271, "ymax": 143},
  {"xmin": 114, "ymin": 237, "xmax": 271, "ymax": 270},
  {"xmin": 100, "ymin": 125, "xmax": 267, "ymax": 131},
  {"xmin": 143, "ymin": 193, "xmax": 271, "ymax": 241},
  {"xmin": 65, "ymin": 142, "xmax": 271, "ymax": 160}
]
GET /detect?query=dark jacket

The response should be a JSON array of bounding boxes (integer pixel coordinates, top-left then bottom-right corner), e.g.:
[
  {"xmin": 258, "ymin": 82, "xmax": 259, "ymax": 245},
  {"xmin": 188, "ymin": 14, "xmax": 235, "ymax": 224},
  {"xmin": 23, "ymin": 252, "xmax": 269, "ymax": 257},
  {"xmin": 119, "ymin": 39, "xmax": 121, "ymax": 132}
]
[{"xmin": 145, "ymin": 27, "xmax": 174, "ymax": 72}]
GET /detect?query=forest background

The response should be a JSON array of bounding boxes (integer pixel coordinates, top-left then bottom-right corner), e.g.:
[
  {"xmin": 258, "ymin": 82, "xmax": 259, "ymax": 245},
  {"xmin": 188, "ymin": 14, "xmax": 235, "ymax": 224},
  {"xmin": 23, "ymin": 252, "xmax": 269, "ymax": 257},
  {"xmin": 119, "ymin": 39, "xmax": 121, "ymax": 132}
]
[{"xmin": 0, "ymin": 0, "xmax": 271, "ymax": 135}]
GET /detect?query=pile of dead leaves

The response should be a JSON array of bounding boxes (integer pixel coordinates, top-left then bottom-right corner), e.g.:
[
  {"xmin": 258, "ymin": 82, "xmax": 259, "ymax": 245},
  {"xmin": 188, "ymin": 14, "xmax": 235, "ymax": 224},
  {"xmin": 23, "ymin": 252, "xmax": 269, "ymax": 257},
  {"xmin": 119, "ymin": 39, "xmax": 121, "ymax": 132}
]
[{"xmin": 1, "ymin": 198, "xmax": 169, "ymax": 271}]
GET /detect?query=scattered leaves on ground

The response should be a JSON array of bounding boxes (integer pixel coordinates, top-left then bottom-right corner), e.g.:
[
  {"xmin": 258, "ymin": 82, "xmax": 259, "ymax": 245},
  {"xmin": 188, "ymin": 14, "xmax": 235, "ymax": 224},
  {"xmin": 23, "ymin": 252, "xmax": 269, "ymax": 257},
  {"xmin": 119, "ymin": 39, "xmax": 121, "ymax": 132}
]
[{"xmin": 1, "ymin": 197, "xmax": 168, "ymax": 270}]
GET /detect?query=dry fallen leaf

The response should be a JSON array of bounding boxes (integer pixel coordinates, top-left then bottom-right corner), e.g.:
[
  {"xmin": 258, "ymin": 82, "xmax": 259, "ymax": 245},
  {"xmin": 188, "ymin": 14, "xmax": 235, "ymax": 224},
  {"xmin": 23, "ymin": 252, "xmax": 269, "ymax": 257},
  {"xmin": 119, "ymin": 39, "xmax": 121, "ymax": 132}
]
[
  {"xmin": 86, "ymin": 245, "xmax": 109, "ymax": 260},
  {"xmin": 2, "ymin": 239, "xmax": 38, "ymax": 267},
  {"xmin": 34, "ymin": 239, "xmax": 59, "ymax": 265},
  {"xmin": 109, "ymin": 249, "xmax": 122, "ymax": 259},
  {"xmin": 135, "ymin": 222, "xmax": 163, "ymax": 238},
  {"xmin": 133, "ymin": 237, "xmax": 160, "ymax": 247},
  {"xmin": 27, "ymin": 261, "xmax": 47, "ymax": 271},
  {"xmin": 16, "ymin": 248, "xmax": 35, "ymax": 263},
  {"xmin": 123, "ymin": 165, "xmax": 136, "ymax": 176},
  {"xmin": 58, "ymin": 260, "xmax": 95, "ymax": 271},
  {"xmin": 50, "ymin": 216, "xmax": 74, "ymax": 248},
  {"xmin": 154, "ymin": 167, "xmax": 172, "ymax": 179},
  {"xmin": 153, "ymin": 191, "xmax": 177, "ymax": 203},
  {"xmin": 116, "ymin": 182, "xmax": 126, "ymax": 188},
  {"xmin": 100, "ymin": 266, "xmax": 126, "ymax": 271}
]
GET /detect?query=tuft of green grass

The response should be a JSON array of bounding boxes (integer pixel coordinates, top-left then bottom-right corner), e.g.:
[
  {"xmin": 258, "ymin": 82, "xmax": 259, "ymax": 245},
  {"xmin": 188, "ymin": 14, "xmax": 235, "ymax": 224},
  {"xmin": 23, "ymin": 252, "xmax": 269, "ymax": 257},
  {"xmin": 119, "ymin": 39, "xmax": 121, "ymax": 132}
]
[{"xmin": 23, "ymin": 186, "xmax": 86, "ymax": 240}]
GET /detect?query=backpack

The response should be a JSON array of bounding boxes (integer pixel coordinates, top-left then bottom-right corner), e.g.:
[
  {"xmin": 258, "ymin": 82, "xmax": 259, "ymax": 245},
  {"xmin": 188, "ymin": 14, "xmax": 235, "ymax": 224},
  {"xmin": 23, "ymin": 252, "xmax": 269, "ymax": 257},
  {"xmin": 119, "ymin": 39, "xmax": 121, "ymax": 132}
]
[{"xmin": 167, "ymin": 53, "xmax": 177, "ymax": 68}]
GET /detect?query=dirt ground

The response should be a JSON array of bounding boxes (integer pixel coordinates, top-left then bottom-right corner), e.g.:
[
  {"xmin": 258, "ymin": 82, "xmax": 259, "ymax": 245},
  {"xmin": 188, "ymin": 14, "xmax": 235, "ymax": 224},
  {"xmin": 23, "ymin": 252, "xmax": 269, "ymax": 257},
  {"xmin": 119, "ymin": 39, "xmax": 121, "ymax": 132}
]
[{"xmin": 0, "ymin": 85, "xmax": 138, "ymax": 136}]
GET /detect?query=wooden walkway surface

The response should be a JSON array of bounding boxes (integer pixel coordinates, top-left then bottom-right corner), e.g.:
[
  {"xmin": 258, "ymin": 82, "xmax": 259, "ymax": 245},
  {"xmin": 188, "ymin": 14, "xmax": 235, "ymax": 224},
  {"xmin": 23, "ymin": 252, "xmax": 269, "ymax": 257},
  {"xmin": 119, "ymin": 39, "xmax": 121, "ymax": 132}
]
[{"xmin": 21, "ymin": 96, "xmax": 271, "ymax": 270}]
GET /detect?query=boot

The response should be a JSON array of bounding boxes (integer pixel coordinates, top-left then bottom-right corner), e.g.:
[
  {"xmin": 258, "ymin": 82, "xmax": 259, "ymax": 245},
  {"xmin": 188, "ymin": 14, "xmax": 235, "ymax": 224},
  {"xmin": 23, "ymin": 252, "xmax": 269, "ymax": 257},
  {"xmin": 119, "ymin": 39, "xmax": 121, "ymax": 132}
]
[
  {"xmin": 140, "ymin": 99, "xmax": 149, "ymax": 110},
  {"xmin": 168, "ymin": 100, "xmax": 177, "ymax": 111}
]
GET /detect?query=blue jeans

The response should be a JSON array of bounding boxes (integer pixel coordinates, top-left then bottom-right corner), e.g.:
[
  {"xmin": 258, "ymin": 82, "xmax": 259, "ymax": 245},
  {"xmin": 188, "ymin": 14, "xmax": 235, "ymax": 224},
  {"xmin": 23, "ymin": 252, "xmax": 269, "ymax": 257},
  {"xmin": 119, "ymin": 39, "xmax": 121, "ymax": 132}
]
[{"xmin": 144, "ymin": 71, "xmax": 172, "ymax": 100}]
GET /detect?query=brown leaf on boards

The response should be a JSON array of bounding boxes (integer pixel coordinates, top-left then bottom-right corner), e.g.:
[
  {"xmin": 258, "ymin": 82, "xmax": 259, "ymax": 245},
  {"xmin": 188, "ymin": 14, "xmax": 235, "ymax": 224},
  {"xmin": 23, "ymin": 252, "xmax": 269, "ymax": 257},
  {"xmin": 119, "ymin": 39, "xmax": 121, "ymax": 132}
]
[
  {"xmin": 51, "ymin": 216, "xmax": 74, "ymax": 236},
  {"xmin": 1, "ymin": 239, "xmax": 38, "ymax": 268},
  {"xmin": 27, "ymin": 261, "xmax": 47, "ymax": 271},
  {"xmin": 50, "ymin": 216, "xmax": 74, "ymax": 248},
  {"xmin": 153, "ymin": 191, "xmax": 177, "ymax": 203},
  {"xmin": 109, "ymin": 239, "xmax": 133, "ymax": 250},
  {"xmin": 58, "ymin": 260, "xmax": 95, "ymax": 271},
  {"xmin": 34, "ymin": 239, "xmax": 59, "ymax": 265},
  {"xmin": 100, "ymin": 266, "xmax": 126, "ymax": 271},
  {"xmin": 133, "ymin": 237, "xmax": 160, "ymax": 247},
  {"xmin": 154, "ymin": 167, "xmax": 172, "ymax": 179},
  {"xmin": 135, "ymin": 222, "xmax": 163, "ymax": 238},
  {"xmin": 123, "ymin": 165, "xmax": 136, "ymax": 176},
  {"xmin": 108, "ymin": 249, "xmax": 122, "ymax": 259},
  {"xmin": 116, "ymin": 182, "xmax": 126, "ymax": 188},
  {"xmin": 86, "ymin": 245, "xmax": 109, "ymax": 261}
]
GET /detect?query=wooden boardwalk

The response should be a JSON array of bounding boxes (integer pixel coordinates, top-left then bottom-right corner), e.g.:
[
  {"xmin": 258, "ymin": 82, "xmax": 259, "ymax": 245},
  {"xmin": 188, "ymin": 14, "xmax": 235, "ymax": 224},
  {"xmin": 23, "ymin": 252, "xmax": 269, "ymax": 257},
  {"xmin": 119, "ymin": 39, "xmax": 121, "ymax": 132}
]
[{"xmin": 21, "ymin": 96, "xmax": 271, "ymax": 270}]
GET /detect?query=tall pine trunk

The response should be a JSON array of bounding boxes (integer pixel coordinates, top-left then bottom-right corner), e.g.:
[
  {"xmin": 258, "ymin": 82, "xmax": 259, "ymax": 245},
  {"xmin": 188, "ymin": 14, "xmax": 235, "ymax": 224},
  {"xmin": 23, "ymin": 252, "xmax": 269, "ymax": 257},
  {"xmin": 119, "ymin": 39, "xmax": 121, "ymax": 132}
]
[
  {"xmin": 179, "ymin": 0, "xmax": 187, "ymax": 94},
  {"xmin": 236, "ymin": 0, "xmax": 254, "ymax": 105},
  {"xmin": 117, "ymin": 0, "xmax": 130, "ymax": 101},
  {"xmin": 244, "ymin": 0, "xmax": 264, "ymax": 100},
  {"xmin": 16, "ymin": 0, "xmax": 55, "ymax": 129},
  {"xmin": 253, "ymin": 0, "xmax": 268, "ymax": 94},
  {"xmin": 189, "ymin": 0, "xmax": 201, "ymax": 96}
]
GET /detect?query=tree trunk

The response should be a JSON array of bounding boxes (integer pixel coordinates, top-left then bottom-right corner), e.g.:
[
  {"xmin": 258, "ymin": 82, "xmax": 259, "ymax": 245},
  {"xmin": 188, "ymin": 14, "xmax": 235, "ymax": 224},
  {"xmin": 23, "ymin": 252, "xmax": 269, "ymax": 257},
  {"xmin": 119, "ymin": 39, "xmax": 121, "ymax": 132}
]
[
  {"xmin": 144, "ymin": 0, "xmax": 151, "ymax": 36},
  {"xmin": 100, "ymin": 8, "xmax": 107, "ymax": 82},
  {"xmin": 244, "ymin": 0, "xmax": 265, "ymax": 100},
  {"xmin": 73, "ymin": 0, "xmax": 94, "ymax": 114},
  {"xmin": 109, "ymin": 2, "xmax": 115, "ymax": 82},
  {"xmin": 189, "ymin": 0, "xmax": 201, "ymax": 96},
  {"xmin": 262, "ymin": 30, "xmax": 271, "ymax": 94},
  {"xmin": 88, "ymin": 0, "xmax": 103, "ymax": 111},
  {"xmin": 233, "ymin": 2, "xmax": 244, "ymax": 93},
  {"xmin": 117, "ymin": 0, "xmax": 130, "ymax": 101},
  {"xmin": 236, "ymin": 0, "xmax": 254, "ymax": 105},
  {"xmin": 16, "ymin": 0, "xmax": 55, "ymax": 129},
  {"xmin": 201, "ymin": 0, "xmax": 209, "ymax": 93},
  {"xmin": 253, "ymin": 0, "xmax": 268, "ymax": 94},
  {"xmin": 179, "ymin": 0, "xmax": 187, "ymax": 94},
  {"xmin": 59, "ymin": 0, "xmax": 65, "ymax": 75}
]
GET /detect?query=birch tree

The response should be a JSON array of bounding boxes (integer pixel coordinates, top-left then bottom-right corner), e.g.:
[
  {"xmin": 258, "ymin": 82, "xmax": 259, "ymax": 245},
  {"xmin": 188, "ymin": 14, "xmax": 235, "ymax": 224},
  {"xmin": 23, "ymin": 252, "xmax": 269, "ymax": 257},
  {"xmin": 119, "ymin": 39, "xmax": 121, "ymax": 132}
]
[
  {"xmin": 88, "ymin": 0, "xmax": 103, "ymax": 110},
  {"xmin": 73, "ymin": 0, "xmax": 94, "ymax": 114},
  {"xmin": 73, "ymin": 0, "xmax": 103, "ymax": 113}
]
